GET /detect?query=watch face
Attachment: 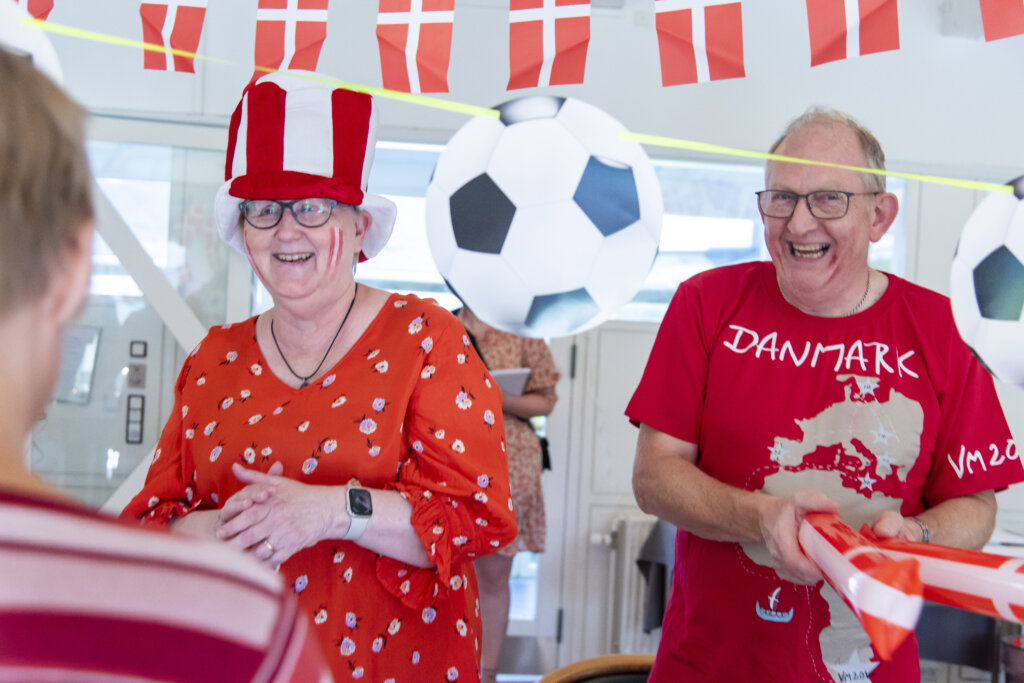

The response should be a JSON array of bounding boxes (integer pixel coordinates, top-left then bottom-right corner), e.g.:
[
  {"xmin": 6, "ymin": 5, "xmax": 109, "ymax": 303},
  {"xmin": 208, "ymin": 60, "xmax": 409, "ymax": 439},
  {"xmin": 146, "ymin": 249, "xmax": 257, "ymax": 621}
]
[{"xmin": 349, "ymin": 488, "xmax": 373, "ymax": 516}]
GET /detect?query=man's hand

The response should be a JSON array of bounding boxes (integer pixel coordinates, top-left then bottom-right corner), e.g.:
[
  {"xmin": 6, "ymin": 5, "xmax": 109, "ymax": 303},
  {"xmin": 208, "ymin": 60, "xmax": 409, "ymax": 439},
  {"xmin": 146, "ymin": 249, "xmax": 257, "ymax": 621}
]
[{"xmin": 758, "ymin": 489, "xmax": 837, "ymax": 585}]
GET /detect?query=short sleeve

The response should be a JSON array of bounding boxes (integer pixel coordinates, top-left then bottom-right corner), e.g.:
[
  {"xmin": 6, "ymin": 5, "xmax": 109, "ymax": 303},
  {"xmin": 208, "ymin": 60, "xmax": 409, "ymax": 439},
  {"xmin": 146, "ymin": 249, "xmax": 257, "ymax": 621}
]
[
  {"xmin": 379, "ymin": 308, "xmax": 517, "ymax": 608},
  {"xmin": 625, "ymin": 280, "xmax": 710, "ymax": 444},
  {"xmin": 922, "ymin": 325, "xmax": 1023, "ymax": 505}
]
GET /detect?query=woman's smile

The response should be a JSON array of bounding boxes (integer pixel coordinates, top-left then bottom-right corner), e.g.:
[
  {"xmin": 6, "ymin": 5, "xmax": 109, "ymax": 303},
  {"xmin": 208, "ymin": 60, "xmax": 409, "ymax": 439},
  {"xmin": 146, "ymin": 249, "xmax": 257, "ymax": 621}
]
[{"xmin": 274, "ymin": 252, "xmax": 313, "ymax": 263}]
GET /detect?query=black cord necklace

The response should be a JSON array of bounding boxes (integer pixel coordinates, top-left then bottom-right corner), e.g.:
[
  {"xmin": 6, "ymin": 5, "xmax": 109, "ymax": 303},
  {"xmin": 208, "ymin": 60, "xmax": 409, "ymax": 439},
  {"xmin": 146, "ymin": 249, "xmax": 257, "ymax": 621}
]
[{"xmin": 270, "ymin": 283, "xmax": 358, "ymax": 388}]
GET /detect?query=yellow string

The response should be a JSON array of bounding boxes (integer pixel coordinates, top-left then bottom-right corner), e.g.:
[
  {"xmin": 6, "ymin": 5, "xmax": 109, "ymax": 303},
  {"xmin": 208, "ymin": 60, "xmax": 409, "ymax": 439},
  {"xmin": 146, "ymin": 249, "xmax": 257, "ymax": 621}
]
[
  {"xmin": 23, "ymin": 18, "xmax": 498, "ymax": 118},
  {"xmin": 621, "ymin": 133, "xmax": 1014, "ymax": 194},
  {"xmin": 24, "ymin": 17, "xmax": 1011, "ymax": 192}
]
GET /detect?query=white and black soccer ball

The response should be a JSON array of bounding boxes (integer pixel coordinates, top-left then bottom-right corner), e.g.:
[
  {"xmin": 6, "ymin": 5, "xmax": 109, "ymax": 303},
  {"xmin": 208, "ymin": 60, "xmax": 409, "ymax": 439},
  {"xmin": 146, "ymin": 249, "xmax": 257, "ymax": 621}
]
[
  {"xmin": 950, "ymin": 175, "xmax": 1024, "ymax": 386},
  {"xmin": 425, "ymin": 95, "xmax": 662, "ymax": 338}
]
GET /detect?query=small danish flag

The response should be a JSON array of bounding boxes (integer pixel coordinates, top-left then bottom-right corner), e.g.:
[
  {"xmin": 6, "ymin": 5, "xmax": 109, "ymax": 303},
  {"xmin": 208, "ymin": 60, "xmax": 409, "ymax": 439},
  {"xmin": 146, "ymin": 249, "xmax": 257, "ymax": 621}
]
[
  {"xmin": 654, "ymin": 0, "xmax": 745, "ymax": 86},
  {"xmin": 376, "ymin": 0, "xmax": 455, "ymax": 93},
  {"xmin": 11, "ymin": 0, "xmax": 52, "ymax": 21},
  {"xmin": 508, "ymin": 0, "xmax": 590, "ymax": 90},
  {"xmin": 139, "ymin": 0, "xmax": 208, "ymax": 72},
  {"xmin": 805, "ymin": 0, "xmax": 900, "ymax": 67},
  {"xmin": 979, "ymin": 0, "xmax": 1024, "ymax": 42},
  {"xmin": 252, "ymin": 0, "xmax": 329, "ymax": 81}
]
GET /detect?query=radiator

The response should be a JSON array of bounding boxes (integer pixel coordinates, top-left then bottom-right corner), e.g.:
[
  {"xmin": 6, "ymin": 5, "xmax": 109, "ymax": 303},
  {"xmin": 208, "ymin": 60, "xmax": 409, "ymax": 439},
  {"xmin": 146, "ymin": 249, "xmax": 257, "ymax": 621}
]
[{"xmin": 607, "ymin": 516, "xmax": 661, "ymax": 655}]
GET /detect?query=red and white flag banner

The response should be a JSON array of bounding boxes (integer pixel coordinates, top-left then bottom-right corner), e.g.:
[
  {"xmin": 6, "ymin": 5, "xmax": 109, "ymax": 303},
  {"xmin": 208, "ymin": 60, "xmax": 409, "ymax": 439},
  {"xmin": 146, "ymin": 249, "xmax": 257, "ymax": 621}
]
[
  {"xmin": 508, "ymin": 0, "xmax": 590, "ymax": 90},
  {"xmin": 805, "ymin": 0, "xmax": 899, "ymax": 67},
  {"xmin": 139, "ymin": 0, "xmax": 208, "ymax": 72},
  {"xmin": 979, "ymin": 0, "xmax": 1024, "ymax": 42},
  {"xmin": 654, "ymin": 0, "xmax": 744, "ymax": 86},
  {"xmin": 799, "ymin": 512, "xmax": 923, "ymax": 661},
  {"xmin": 253, "ymin": 0, "xmax": 329, "ymax": 82},
  {"xmin": 872, "ymin": 533, "xmax": 1024, "ymax": 623},
  {"xmin": 376, "ymin": 0, "xmax": 455, "ymax": 93},
  {"xmin": 11, "ymin": 0, "xmax": 52, "ymax": 21}
]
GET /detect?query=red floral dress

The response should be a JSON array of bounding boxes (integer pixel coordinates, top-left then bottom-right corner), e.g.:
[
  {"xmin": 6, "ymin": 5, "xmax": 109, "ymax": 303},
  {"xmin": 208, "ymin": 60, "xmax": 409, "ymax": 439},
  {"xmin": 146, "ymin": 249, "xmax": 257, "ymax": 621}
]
[
  {"xmin": 123, "ymin": 293, "xmax": 517, "ymax": 683},
  {"xmin": 457, "ymin": 316, "xmax": 560, "ymax": 556}
]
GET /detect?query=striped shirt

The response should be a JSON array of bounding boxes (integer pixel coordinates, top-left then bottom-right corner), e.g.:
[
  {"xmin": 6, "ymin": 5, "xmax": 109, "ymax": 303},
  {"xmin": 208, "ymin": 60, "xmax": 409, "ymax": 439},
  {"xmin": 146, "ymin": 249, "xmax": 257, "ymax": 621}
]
[{"xmin": 0, "ymin": 488, "xmax": 330, "ymax": 682}]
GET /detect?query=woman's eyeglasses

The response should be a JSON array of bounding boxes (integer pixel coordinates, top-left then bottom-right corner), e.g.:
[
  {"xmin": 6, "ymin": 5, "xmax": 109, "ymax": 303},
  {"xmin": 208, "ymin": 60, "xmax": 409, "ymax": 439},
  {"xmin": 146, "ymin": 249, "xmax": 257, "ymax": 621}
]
[{"xmin": 239, "ymin": 198, "xmax": 339, "ymax": 229}]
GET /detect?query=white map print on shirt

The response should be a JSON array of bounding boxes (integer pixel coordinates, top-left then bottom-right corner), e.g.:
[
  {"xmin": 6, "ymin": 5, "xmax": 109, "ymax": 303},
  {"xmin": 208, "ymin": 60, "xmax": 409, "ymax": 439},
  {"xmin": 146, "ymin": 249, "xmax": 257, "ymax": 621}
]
[{"xmin": 741, "ymin": 373, "xmax": 924, "ymax": 682}]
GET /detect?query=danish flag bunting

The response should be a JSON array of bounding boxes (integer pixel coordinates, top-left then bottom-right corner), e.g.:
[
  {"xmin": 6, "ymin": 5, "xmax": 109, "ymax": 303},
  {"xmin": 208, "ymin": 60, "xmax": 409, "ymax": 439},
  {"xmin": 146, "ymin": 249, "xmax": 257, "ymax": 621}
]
[
  {"xmin": 979, "ymin": 0, "xmax": 1024, "ymax": 42},
  {"xmin": 11, "ymin": 0, "xmax": 52, "ymax": 20},
  {"xmin": 654, "ymin": 0, "xmax": 744, "ymax": 86},
  {"xmin": 252, "ymin": 0, "xmax": 329, "ymax": 81},
  {"xmin": 139, "ymin": 1, "xmax": 208, "ymax": 72},
  {"xmin": 805, "ymin": 0, "xmax": 899, "ymax": 67},
  {"xmin": 376, "ymin": 0, "xmax": 455, "ymax": 93},
  {"xmin": 508, "ymin": 0, "xmax": 590, "ymax": 90}
]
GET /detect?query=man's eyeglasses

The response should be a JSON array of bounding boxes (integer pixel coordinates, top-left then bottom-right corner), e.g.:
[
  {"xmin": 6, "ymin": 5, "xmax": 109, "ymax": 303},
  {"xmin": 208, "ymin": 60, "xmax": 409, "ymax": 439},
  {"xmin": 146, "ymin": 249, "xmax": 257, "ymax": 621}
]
[
  {"xmin": 756, "ymin": 190, "xmax": 880, "ymax": 220},
  {"xmin": 239, "ymin": 198, "xmax": 339, "ymax": 229}
]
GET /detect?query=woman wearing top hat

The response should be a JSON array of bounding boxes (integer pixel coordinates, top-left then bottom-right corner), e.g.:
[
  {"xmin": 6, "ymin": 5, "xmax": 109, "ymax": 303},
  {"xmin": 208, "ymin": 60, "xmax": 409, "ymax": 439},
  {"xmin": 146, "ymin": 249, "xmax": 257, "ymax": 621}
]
[{"xmin": 124, "ymin": 70, "xmax": 517, "ymax": 682}]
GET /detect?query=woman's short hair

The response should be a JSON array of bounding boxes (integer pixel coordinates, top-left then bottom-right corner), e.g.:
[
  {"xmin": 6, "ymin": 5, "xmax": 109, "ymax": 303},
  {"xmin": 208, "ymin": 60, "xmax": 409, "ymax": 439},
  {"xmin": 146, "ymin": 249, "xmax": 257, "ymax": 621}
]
[
  {"xmin": 0, "ymin": 46, "xmax": 93, "ymax": 315},
  {"xmin": 769, "ymin": 106, "xmax": 887, "ymax": 193}
]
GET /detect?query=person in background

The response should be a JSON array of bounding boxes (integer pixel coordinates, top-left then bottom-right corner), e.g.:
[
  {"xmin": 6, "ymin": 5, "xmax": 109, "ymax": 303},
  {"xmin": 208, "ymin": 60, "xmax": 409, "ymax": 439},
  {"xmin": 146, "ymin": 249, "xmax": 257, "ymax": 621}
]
[
  {"xmin": 627, "ymin": 106, "xmax": 1024, "ymax": 681},
  {"xmin": 454, "ymin": 306, "xmax": 560, "ymax": 683},
  {"xmin": 0, "ymin": 46, "xmax": 329, "ymax": 682},
  {"xmin": 123, "ymin": 70, "xmax": 517, "ymax": 682}
]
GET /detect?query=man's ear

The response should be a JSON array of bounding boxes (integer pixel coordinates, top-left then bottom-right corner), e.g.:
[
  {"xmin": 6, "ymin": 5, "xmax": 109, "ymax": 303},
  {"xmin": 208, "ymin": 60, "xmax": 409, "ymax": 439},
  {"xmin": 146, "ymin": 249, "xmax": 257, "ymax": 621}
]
[
  {"xmin": 869, "ymin": 193, "xmax": 899, "ymax": 244},
  {"xmin": 47, "ymin": 222, "xmax": 94, "ymax": 326}
]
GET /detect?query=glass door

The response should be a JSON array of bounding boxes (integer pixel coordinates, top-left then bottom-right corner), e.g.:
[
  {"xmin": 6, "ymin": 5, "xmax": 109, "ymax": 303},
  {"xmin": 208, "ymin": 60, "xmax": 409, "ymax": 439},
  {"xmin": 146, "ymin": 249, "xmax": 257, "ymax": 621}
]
[{"xmin": 30, "ymin": 132, "xmax": 238, "ymax": 508}]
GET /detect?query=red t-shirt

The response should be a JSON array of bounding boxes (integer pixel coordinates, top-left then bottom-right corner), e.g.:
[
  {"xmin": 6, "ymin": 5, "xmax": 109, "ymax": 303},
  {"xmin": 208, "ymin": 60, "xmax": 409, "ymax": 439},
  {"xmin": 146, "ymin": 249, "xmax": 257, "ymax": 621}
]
[
  {"xmin": 124, "ymin": 293, "xmax": 516, "ymax": 683},
  {"xmin": 627, "ymin": 262, "xmax": 1023, "ymax": 682}
]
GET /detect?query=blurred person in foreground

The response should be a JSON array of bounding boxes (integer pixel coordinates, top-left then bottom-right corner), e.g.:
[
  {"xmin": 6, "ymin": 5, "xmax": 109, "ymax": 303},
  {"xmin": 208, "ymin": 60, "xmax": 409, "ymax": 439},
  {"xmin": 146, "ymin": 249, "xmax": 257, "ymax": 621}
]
[
  {"xmin": 454, "ymin": 306, "xmax": 559, "ymax": 683},
  {"xmin": 123, "ymin": 70, "xmax": 517, "ymax": 682},
  {"xmin": 0, "ymin": 46, "xmax": 329, "ymax": 681},
  {"xmin": 627, "ymin": 106, "xmax": 1024, "ymax": 681}
]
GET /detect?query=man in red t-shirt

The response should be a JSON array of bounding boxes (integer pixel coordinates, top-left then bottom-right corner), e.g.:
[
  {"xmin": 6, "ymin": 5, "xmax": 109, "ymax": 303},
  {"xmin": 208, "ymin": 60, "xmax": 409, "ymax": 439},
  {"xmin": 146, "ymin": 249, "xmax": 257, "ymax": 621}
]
[{"xmin": 627, "ymin": 107, "xmax": 1024, "ymax": 681}]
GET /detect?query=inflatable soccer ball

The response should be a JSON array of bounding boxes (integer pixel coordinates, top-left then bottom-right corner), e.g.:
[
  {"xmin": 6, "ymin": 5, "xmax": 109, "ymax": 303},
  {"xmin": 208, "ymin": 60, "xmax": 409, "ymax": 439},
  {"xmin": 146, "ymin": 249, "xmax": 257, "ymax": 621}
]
[
  {"xmin": 425, "ymin": 95, "xmax": 662, "ymax": 338},
  {"xmin": 950, "ymin": 176, "xmax": 1024, "ymax": 386}
]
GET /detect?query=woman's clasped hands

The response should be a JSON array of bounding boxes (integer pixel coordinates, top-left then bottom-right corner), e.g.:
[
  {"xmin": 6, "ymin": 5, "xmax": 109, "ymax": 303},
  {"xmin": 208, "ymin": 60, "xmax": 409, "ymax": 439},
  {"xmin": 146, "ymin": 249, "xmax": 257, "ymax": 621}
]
[{"xmin": 217, "ymin": 462, "xmax": 344, "ymax": 567}]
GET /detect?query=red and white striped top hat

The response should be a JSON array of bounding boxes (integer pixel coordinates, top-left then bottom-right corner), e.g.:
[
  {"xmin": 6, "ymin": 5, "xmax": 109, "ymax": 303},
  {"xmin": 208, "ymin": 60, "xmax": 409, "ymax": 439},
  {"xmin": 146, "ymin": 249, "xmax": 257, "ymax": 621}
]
[{"xmin": 214, "ymin": 70, "xmax": 396, "ymax": 261}]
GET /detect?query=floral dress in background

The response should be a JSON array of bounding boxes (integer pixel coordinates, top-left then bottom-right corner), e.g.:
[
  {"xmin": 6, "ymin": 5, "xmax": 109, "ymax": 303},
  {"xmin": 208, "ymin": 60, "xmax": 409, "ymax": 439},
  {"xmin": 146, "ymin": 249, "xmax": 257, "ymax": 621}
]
[{"xmin": 458, "ymin": 316, "xmax": 560, "ymax": 556}]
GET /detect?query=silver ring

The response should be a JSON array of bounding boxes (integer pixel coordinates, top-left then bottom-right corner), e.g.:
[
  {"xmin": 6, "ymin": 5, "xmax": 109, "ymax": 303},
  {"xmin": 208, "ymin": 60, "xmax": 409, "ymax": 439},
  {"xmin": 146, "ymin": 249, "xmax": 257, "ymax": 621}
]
[{"xmin": 263, "ymin": 539, "xmax": 274, "ymax": 554}]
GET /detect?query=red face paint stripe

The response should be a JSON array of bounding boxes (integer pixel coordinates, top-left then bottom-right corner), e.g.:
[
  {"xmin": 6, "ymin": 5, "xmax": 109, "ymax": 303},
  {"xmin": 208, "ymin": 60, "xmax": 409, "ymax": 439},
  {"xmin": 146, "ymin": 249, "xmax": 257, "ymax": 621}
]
[
  {"xmin": 244, "ymin": 235, "xmax": 266, "ymax": 283},
  {"xmin": 329, "ymin": 225, "xmax": 339, "ymax": 270}
]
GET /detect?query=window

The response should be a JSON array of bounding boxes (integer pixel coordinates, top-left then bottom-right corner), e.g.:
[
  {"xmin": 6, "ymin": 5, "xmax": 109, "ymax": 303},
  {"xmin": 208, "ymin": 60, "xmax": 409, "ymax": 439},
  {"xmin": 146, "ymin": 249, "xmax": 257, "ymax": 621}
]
[{"xmin": 86, "ymin": 140, "xmax": 231, "ymax": 329}]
